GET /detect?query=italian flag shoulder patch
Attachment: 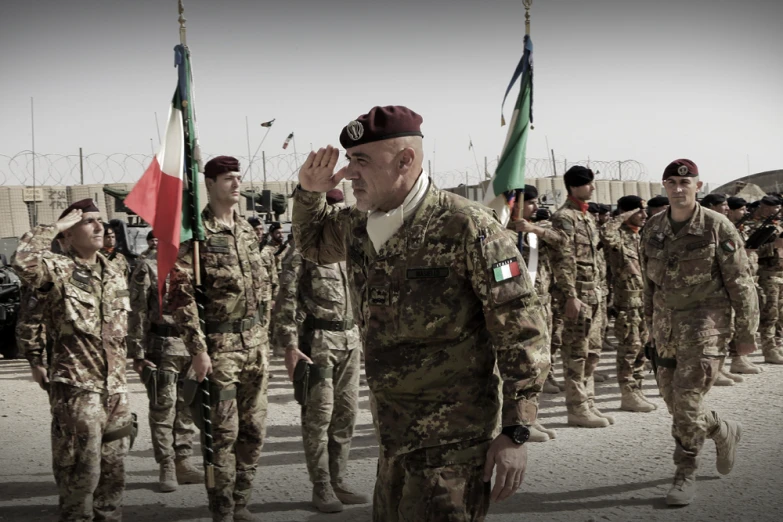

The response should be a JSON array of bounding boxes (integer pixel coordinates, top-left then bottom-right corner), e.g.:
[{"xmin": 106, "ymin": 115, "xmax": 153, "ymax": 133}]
[{"xmin": 492, "ymin": 258, "xmax": 521, "ymax": 282}]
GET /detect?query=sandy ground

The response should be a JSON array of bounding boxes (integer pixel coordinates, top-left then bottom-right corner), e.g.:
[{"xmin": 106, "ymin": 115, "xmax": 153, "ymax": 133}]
[{"xmin": 1, "ymin": 349, "xmax": 782, "ymax": 522}]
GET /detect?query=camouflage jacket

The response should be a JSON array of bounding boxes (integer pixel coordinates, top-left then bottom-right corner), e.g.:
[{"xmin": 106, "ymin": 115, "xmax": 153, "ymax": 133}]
[
  {"xmin": 271, "ymin": 249, "xmax": 361, "ymax": 354},
  {"xmin": 127, "ymin": 251, "xmax": 188, "ymax": 359},
  {"xmin": 259, "ymin": 243, "xmax": 279, "ymax": 302},
  {"xmin": 507, "ymin": 220, "xmax": 566, "ymax": 300},
  {"xmin": 734, "ymin": 221, "xmax": 760, "ymax": 278},
  {"xmin": 101, "ymin": 248, "xmax": 130, "ymax": 278},
  {"xmin": 602, "ymin": 213, "xmax": 644, "ymax": 310},
  {"xmin": 293, "ymin": 181, "xmax": 550, "ymax": 458},
  {"xmin": 168, "ymin": 207, "xmax": 275, "ymax": 356},
  {"xmin": 743, "ymin": 218, "xmax": 783, "ymax": 274},
  {"xmin": 261, "ymin": 242, "xmax": 289, "ymax": 280},
  {"xmin": 15, "ymin": 282, "xmax": 52, "ymax": 367},
  {"xmin": 641, "ymin": 205, "xmax": 759, "ymax": 355},
  {"xmin": 12, "ymin": 225, "xmax": 130, "ymax": 394},
  {"xmin": 550, "ymin": 199, "xmax": 603, "ymax": 304}
]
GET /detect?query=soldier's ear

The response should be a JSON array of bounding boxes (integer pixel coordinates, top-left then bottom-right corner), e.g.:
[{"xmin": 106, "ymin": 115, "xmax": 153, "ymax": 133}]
[{"xmin": 696, "ymin": 180, "xmax": 704, "ymax": 191}]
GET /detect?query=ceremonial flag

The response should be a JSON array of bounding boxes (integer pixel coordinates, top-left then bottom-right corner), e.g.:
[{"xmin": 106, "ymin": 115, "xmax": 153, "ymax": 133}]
[
  {"xmin": 484, "ymin": 35, "xmax": 534, "ymax": 226},
  {"xmin": 282, "ymin": 132, "xmax": 294, "ymax": 149},
  {"xmin": 125, "ymin": 44, "xmax": 204, "ymax": 306},
  {"xmin": 260, "ymin": 119, "xmax": 275, "ymax": 128}
]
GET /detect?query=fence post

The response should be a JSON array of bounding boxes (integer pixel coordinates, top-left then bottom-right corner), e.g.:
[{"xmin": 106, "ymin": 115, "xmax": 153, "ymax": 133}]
[{"xmin": 79, "ymin": 147, "xmax": 84, "ymax": 185}]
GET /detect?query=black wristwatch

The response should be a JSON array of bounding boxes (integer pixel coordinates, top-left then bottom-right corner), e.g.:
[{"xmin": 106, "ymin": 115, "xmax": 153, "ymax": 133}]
[{"xmin": 501, "ymin": 425, "xmax": 530, "ymax": 445}]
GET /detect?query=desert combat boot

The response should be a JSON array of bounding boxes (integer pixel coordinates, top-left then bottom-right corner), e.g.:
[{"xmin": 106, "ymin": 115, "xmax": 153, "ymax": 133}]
[
  {"xmin": 666, "ymin": 468, "xmax": 697, "ymax": 506},
  {"xmin": 159, "ymin": 457, "xmax": 177, "ymax": 493},
  {"xmin": 712, "ymin": 419, "xmax": 742, "ymax": 475}
]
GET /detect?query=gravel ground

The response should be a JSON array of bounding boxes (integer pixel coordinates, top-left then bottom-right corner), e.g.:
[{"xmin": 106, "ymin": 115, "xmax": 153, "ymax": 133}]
[{"xmin": 1, "ymin": 349, "xmax": 782, "ymax": 522}]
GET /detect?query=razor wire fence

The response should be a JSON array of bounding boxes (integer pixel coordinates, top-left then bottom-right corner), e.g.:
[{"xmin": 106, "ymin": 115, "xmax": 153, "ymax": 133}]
[{"xmin": 1, "ymin": 151, "xmax": 648, "ymax": 189}]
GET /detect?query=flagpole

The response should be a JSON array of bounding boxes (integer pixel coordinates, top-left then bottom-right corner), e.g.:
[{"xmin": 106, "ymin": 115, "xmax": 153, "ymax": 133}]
[
  {"xmin": 242, "ymin": 125, "xmax": 273, "ymax": 181},
  {"xmin": 245, "ymin": 116, "xmax": 253, "ymax": 193}
]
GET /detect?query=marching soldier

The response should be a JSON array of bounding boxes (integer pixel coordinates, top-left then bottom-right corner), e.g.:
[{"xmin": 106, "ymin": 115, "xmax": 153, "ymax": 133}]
[
  {"xmin": 641, "ymin": 159, "xmax": 757, "ymax": 506},
  {"xmin": 128, "ymin": 248, "xmax": 203, "ymax": 492},
  {"xmin": 292, "ymin": 106, "xmax": 550, "ymax": 521},
  {"xmin": 169, "ymin": 156, "xmax": 275, "ymax": 522},
  {"xmin": 508, "ymin": 184, "xmax": 567, "ymax": 441},
  {"xmin": 274, "ymin": 188, "xmax": 370, "ymax": 512},
  {"xmin": 12, "ymin": 199, "xmax": 134, "ymax": 521},
  {"xmin": 550, "ymin": 166, "xmax": 613, "ymax": 428},
  {"xmin": 602, "ymin": 196, "xmax": 656, "ymax": 412}
]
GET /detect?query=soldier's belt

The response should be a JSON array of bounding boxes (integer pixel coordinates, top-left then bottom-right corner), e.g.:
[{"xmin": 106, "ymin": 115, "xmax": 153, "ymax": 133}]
[
  {"xmin": 303, "ymin": 314, "xmax": 355, "ymax": 332},
  {"xmin": 102, "ymin": 413, "xmax": 138, "ymax": 449},
  {"xmin": 205, "ymin": 306, "xmax": 264, "ymax": 334},
  {"xmin": 664, "ymin": 296, "xmax": 726, "ymax": 311},
  {"xmin": 616, "ymin": 289, "xmax": 643, "ymax": 300},
  {"xmin": 150, "ymin": 322, "xmax": 179, "ymax": 337},
  {"xmin": 655, "ymin": 354, "xmax": 677, "ymax": 369},
  {"xmin": 575, "ymin": 281, "xmax": 596, "ymax": 291}
]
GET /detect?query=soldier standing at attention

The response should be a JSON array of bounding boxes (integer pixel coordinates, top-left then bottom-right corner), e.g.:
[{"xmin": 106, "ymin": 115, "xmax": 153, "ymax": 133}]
[
  {"xmin": 602, "ymin": 196, "xmax": 657, "ymax": 413},
  {"xmin": 168, "ymin": 156, "xmax": 274, "ymax": 522},
  {"xmin": 274, "ymin": 188, "xmax": 370, "ymax": 512},
  {"xmin": 550, "ymin": 166, "xmax": 613, "ymax": 428},
  {"xmin": 743, "ymin": 195, "xmax": 783, "ymax": 365},
  {"xmin": 128, "ymin": 247, "xmax": 203, "ymax": 492},
  {"xmin": 248, "ymin": 216, "xmax": 279, "ymax": 356},
  {"xmin": 508, "ymin": 184, "xmax": 567, "ymax": 441},
  {"xmin": 101, "ymin": 223, "xmax": 130, "ymax": 277},
  {"xmin": 261, "ymin": 222, "xmax": 288, "ymax": 278},
  {"xmin": 12, "ymin": 199, "xmax": 134, "ymax": 521},
  {"xmin": 641, "ymin": 159, "xmax": 757, "ymax": 506},
  {"xmin": 292, "ymin": 106, "xmax": 550, "ymax": 521}
]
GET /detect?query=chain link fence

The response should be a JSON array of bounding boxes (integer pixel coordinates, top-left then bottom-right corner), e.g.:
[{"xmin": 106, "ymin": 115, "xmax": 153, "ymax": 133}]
[{"xmin": 1, "ymin": 151, "xmax": 648, "ymax": 188}]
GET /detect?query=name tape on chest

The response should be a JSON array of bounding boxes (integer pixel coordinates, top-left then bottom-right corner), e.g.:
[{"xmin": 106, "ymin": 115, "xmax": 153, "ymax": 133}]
[
  {"xmin": 406, "ymin": 267, "xmax": 449, "ymax": 279},
  {"xmin": 492, "ymin": 258, "xmax": 521, "ymax": 282}
]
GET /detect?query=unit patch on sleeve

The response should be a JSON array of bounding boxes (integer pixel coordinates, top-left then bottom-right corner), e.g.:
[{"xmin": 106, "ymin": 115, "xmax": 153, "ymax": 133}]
[
  {"xmin": 720, "ymin": 239, "xmax": 736, "ymax": 253},
  {"xmin": 492, "ymin": 258, "xmax": 521, "ymax": 282}
]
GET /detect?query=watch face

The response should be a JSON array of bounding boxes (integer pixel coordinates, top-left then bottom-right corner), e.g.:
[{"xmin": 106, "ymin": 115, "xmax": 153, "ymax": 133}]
[{"xmin": 514, "ymin": 426, "xmax": 530, "ymax": 444}]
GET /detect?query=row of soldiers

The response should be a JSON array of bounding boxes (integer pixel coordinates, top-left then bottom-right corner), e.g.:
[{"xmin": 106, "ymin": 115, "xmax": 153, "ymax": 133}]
[{"xmin": 9, "ymin": 104, "xmax": 767, "ymax": 521}]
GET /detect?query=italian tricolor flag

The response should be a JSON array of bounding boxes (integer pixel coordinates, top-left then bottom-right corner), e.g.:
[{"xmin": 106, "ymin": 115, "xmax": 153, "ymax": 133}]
[
  {"xmin": 493, "ymin": 259, "xmax": 522, "ymax": 282},
  {"xmin": 124, "ymin": 44, "xmax": 203, "ymax": 304},
  {"xmin": 484, "ymin": 34, "xmax": 534, "ymax": 227}
]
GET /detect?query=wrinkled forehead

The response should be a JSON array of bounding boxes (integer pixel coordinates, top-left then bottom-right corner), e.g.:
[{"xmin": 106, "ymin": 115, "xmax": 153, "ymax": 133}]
[{"xmin": 82, "ymin": 211, "xmax": 103, "ymax": 222}]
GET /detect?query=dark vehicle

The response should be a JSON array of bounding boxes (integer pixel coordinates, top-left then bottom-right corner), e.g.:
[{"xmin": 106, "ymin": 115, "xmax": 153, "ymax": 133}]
[{"xmin": 0, "ymin": 254, "xmax": 21, "ymax": 359}]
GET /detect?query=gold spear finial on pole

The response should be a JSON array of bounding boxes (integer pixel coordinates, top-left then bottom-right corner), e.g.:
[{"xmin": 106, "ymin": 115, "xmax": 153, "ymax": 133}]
[
  {"xmin": 178, "ymin": 0, "xmax": 187, "ymax": 46},
  {"xmin": 524, "ymin": 0, "xmax": 532, "ymax": 36}
]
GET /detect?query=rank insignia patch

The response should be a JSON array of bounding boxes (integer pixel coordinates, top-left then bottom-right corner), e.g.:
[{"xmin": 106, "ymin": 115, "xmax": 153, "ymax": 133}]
[{"xmin": 492, "ymin": 258, "xmax": 521, "ymax": 282}]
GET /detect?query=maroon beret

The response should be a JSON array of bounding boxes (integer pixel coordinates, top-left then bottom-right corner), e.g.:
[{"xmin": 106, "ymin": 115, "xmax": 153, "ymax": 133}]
[
  {"xmin": 204, "ymin": 156, "xmax": 240, "ymax": 179},
  {"xmin": 58, "ymin": 198, "xmax": 100, "ymax": 220},
  {"xmin": 662, "ymin": 159, "xmax": 699, "ymax": 180},
  {"xmin": 339, "ymin": 106, "xmax": 423, "ymax": 149},
  {"xmin": 326, "ymin": 189, "xmax": 344, "ymax": 204}
]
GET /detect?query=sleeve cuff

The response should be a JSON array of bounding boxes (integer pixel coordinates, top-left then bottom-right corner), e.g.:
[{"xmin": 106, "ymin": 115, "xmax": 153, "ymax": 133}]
[{"xmin": 502, "ymin": 399, "xmax": 538, "ymax": 427}]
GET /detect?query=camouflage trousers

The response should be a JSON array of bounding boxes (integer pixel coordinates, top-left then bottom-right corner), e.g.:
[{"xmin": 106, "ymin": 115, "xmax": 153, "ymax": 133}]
[
  {"xmin": 301, "ymin": 347, "xmax": 361, "ymax": 485},
  {"xmin": 145, "ymin": 353, "xmax": 196, "ymax": 463},
  {"xmin": 207, "ymin": 347, "xmax": 269, "ymax": 517},
  {"xmin": 50, "ymin": 383, "xmax": 131, "ymax": 522},
  {"xmin": 655, "ymin": 338, "xmax": 724, "ymax": 472},
  {"xmin": 613, "ymin": 308, "xmax": 647, "ymax": 390},
  {"xmin": 559, "ymin": 301, "xmax": 602, "ymax": 410},
  {"xmin": 373, "ymin": 439, "xmax": 491, "ymax": 522},
  {"xmin": 757, "ymin": 274, "xmax": 783, "ymax": 354},
  {"xmin": 589, "ymin": 295, "xmax": 609, "ymax": 352}
]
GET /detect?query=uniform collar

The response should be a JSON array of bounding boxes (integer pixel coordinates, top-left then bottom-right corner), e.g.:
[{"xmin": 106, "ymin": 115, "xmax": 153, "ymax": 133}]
[
  {"xmin": 663, "ymin": 203, "xmax": 706, "ymax": 238},
  {"xmin": 566, "ymin": 195, "xmax": 589, "ymax": 214},
  {"xmin": 202, "ymin": 205, "xmax": 243, "ymax": 235}
]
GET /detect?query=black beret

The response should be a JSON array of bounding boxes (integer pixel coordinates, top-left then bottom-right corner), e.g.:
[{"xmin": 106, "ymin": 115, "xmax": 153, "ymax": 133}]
[
  {"xmin": 587, "ymin": 202, "xmax": 600, "ymax": 214},
  {"xmin": 246, "ymin": 217, "xmax": 262, "ymax": 228},
  {"xmin": 598, "ymin": 204, "xmax": 611, "ymax": 214},
  {"xmin": 58, "ymin": 198, "xmax": 100, "ymax": 220},
  {"xmin": 204, "ymin": 156, "xmax": 240, "ymax": 179},
  {"xmin": 617, "ymin": 195, "xmax": 645, "ymax": 212},
  {"xmin": 326, "ymin": 189, "xmax": 344, "ymax": 204},
  {"xmin": 523, "ymin": 185, "xmax": 538, "ymax": 201},
  {"xmin": 339, "ymin": 106, "xmax": 423, "ymax": 149},
  {"xmin": 726, "ymin": 197, "xmax": 746, "ymax": 210},
  {"xmin": 747, "ymin": 200, "xmax": 761, "ymax": 211},
  {"xmin": 761, "ymin": 195, "xmax": 781, "ymax": 206},
  {"xmin": 146, "ymin": 230, "xmax": 156, "ymax": 240},
  {"xmin": 662, "ymin": 158, "xmax": 699, "ymax": 180},
  {"xmin": 269, "ymin": 222, "xmax": 283, "ymax": 233},
  {"xmin": 700, "ymin": 194, "xmax": 727, "ymax": 207},
  {"xmin": 647, "ymin": 196, "xmax": 669, "ymax": 208},
  {"xmin": 564, "ymin": 166, "xmax": 594, "ymax": 188}
]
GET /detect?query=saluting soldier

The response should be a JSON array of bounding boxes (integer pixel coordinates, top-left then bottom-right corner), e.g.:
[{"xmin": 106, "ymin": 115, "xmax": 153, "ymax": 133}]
[
  {"xmin": 128, "ymin": 248, "xmax": 203, "ymax": 493},
  {"xmin": 168, "ymin": 156, "xmax": 275, "ymax": 522},
  {"xmin": 12, "ymin": 199, "xmax": 134, "ymax": 521},
  {"xmin": 293, "ymin": 106, "xmax": 550, "ymax": 521},
  {"xmin": 274, "ymin": 188, "xmax": 369, "ymax": 512},
  {"xmin": 550, "ymin": 166, "xmax": 613, "ymax": 428},
  {"xmin": 508, "ymin": 184, "xmax": 567, "ymax": 441},
  {"xmin": 602, "ymin": 196, "xmax": 657, "ymax": 412},
  {"xmin": 641, "ymin": 159, "xmax": 758, "ymax": 506}
]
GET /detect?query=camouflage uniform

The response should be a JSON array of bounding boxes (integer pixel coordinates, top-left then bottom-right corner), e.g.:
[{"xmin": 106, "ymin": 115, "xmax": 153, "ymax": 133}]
[
  {"xmin": 293, "ymin": 182, "xmax": 550, "ymax": 521},
  {"xmin": 12, "ymin": 225, "xmax": 132, "ymax": 521},
  {"xmin": 641, "ymin": 205, "xmax": 758, "ymax": 474},
  {"xmin": 743, "ymin": 218, "xmax": 783, "ymax": 358},
  {"xmin": 169, "ymin": 207, "xmax": 275, "ymax": 519},
  {"xmin": 271, "ymin": 249, "xmax": 362, "ymax": 488},
  {"xmin": 261, "ymin": 241, "xmax": 288, "ymax": 280},
  {"xmin": 128, "ymin": 251, "xmax": 196, "ymax": 465},
  {"xmin": 101, "ymin": 248, "xmax": 130, "ymax": 279},
  {"xmin": 16, "ymin": 283, "xmax": 52, "ymax": 364},
  {"xmin": 550, "ymin": 199, "xmax": 606, "ymax": 418},
  {"xmin": 602, "ymin": 215, "xmax": 648, "ymax": 393},
  {"xmin": 259, "ymin": 243, "xmax": 281, "ymax": 356}
]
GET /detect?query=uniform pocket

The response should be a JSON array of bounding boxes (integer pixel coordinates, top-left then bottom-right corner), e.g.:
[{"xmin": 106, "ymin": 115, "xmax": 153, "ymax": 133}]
[{"xmin": 63, "ymin": 284, "xmax": 99, "ymax": 335}]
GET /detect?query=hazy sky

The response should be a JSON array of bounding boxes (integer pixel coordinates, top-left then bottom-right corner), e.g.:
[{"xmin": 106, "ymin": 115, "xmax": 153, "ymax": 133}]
[{"xmin": 1, "ymin": 0, "xmax": 781, "ymax": 186}]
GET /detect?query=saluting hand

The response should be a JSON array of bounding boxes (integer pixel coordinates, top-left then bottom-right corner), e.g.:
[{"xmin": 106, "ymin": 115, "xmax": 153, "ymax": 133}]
[
  {"xmin": 55, "ymin": 209, "xmax": 83, "ymax": 233},
  {"xmin": 298, "ymin": 145, "xmax": 346, "ymax": 193}
]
